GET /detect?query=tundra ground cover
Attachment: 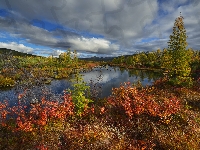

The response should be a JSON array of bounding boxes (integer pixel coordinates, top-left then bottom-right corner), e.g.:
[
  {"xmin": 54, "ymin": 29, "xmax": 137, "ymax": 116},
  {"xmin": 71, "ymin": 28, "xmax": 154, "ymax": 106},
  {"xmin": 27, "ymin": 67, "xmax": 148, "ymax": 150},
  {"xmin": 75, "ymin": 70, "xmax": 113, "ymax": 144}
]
[
  {"xmin": 1, "ymin": 14, "xmax": 200, "ymax": 149},
  {"xmin": 0, "ymin": 50, "xmax": 100, "ymax": 88},
  {"xmin": 0, "ymin": 53, "xmax": 200, "ymax": 149},
  {"xmin": 0, "ymin": 78, "xmax": 200, "ymax": 149}
]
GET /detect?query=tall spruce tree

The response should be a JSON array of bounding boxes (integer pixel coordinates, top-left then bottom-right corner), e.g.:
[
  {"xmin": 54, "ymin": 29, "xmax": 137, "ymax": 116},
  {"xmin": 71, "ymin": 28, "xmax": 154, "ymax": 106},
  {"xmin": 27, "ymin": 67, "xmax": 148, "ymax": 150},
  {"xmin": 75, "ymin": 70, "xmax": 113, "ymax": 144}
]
[{"xmin": 164, "ymin": 13, "xmax": 193, "ymax": 86}]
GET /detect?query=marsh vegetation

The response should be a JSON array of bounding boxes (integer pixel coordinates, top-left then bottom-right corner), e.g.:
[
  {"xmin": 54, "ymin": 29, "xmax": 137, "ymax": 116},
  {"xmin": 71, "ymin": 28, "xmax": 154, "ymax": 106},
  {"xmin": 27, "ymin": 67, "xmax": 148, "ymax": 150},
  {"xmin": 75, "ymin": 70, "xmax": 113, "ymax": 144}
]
[{"xmin": 0, "ymin": 14, "xmax": 200, "ymax": 150}]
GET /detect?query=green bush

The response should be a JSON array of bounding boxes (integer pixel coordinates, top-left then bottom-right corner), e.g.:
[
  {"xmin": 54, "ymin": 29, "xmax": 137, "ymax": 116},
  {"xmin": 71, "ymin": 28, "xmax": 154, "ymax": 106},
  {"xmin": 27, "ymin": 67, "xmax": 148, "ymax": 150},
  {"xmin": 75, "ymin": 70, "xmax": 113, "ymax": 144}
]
[{"xmin": 68, "ymin": 72, "xmax": 93, "ymax": 116}]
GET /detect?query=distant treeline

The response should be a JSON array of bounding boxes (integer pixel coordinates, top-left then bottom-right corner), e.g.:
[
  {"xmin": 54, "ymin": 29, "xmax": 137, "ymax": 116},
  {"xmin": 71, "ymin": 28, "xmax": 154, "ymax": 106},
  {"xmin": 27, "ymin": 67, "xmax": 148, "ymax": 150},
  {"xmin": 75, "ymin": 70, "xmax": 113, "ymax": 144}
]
[
  {"xmin": 79, "ymin": 56, "xmax": 114, "ymax": 62},
  {"xmin": 111, "ymin": 48, "xmax": 200, "ymax": 70}
]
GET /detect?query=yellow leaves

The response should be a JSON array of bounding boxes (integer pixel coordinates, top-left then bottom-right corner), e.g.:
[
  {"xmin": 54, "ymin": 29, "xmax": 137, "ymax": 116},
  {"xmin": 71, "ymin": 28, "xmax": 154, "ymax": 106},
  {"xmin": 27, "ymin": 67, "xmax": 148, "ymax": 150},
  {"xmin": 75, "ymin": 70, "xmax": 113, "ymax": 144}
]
[
  {"xmin": 0, "ymin": 75, "xmax": 15, "ymax": 87},
  {"xmin": 161, "ymin": 118, "xmax": 171, "ymax": 125}
]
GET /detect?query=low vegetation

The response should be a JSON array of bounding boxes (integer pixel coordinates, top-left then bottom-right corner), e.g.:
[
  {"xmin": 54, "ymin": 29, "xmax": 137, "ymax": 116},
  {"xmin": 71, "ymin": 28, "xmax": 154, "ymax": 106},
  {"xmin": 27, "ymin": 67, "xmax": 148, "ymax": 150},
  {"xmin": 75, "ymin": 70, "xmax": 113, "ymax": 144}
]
[
  {"xmin": 0, "ymin": 14, "xmax": 200, "ymax": 149},
  {"xmin": 0, "ymin": 49, "xmax": 100, "ymax": 88}
]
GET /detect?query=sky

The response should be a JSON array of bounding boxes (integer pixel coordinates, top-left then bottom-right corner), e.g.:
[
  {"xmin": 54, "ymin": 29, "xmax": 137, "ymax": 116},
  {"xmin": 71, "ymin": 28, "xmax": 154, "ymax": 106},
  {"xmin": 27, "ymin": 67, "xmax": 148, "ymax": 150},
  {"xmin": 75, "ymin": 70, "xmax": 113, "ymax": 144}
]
[{"xmin": 0, "ymin": 0, "xmax": 200, "ymax": 58}]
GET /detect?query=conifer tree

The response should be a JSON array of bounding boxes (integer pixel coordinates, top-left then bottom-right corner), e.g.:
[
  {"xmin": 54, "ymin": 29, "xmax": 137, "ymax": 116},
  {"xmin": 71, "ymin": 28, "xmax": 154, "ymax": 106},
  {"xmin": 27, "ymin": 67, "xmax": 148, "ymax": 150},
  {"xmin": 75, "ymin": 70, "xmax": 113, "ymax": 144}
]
[
  {"xmin": 161, "ymin": 48, "xmax": 173, "ymax": 70},
  {"xmin": 164, "ymin": 13, "xmax": 193, "ymax": 86}
]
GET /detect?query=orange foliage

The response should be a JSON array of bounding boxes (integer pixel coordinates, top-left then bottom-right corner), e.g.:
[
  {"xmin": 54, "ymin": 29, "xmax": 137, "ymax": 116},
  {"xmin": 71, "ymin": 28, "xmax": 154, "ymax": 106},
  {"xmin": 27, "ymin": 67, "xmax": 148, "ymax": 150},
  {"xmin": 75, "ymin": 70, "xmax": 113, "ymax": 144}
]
[{"xmin": 107, "ymin": 82, "xmax": 181, "ymax": 121}]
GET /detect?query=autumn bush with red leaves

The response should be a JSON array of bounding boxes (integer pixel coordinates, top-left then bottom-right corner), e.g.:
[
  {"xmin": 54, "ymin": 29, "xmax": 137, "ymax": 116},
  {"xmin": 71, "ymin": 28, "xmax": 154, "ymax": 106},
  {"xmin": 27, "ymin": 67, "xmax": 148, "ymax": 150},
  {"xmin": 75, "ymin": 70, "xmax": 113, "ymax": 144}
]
[
  {"xmin": 1, "ymin": 81, "xmax": 200, "ymax": 149},
  {"xmin": 0, "ymin": 93, "xmax": 74, "ymax": 132},
  {"xmin": 107, "ymin": 82, "xmax": 181, "ymax": 122}
]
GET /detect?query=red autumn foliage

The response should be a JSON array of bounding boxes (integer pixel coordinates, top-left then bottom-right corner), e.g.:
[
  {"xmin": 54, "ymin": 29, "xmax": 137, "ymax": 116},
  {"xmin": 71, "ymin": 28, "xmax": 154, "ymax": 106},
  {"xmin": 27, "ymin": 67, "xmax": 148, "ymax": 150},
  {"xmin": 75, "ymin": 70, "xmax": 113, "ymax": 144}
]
[
  {"xmin": 0, "ymin": 93, "xmax": 74, "ymax": 132},
  {"xmin": 107, "ymin": 82, "xmax": 181, "ymax": 121}
]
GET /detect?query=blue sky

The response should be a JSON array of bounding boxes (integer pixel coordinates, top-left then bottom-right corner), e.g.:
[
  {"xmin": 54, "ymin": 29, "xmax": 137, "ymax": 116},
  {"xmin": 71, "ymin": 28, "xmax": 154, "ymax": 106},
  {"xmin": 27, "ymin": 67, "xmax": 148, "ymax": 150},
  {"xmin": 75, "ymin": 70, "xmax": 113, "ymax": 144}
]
[{"xmin": 0, "ymin": 0, "xmax": 199, "ymax": 57}]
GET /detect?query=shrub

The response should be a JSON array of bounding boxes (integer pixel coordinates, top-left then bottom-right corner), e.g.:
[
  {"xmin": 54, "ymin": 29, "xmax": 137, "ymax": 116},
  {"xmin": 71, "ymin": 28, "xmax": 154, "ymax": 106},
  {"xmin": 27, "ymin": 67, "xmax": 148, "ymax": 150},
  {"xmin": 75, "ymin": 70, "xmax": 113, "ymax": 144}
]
[
  {"xmin": 0, "ymin": 93, "xmax": 74, "ymax": 149},
  {"xmin": 68, "ymin": 72, "xmax": 93, "ymax": 116},
  {"xmin": 0, "ymin": 75, "xmax": 15, "ymax": 87},
  {"xmin": 107, "ymin": 82, "xmax": 181, "ymax": 121}
]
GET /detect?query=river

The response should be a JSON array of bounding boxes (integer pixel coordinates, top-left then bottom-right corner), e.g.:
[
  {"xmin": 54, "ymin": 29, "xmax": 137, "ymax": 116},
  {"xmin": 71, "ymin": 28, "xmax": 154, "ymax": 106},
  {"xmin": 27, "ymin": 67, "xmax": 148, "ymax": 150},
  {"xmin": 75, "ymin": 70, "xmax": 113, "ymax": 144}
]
[{"xmin": 0, "ymin": 66, "xmax": 162, "ymax": 106}]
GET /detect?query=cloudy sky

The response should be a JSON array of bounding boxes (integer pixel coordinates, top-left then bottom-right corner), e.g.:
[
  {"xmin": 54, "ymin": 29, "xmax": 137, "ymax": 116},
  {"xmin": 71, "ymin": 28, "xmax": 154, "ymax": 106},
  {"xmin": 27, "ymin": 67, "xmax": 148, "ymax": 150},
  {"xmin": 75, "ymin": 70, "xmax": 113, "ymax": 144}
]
[{"xmin": 0, "ymin": 0, "xmax": 200, "ymax": 57}]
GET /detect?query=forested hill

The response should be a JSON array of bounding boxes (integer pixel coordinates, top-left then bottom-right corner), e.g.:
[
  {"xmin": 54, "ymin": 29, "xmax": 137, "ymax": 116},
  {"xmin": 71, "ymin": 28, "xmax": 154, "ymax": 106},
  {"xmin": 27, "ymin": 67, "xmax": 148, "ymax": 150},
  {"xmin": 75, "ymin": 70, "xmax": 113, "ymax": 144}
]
[
  {"xmin": 79, "ymin": 55, "xmax": 137, "ymax": 62},
  {"xmin": 79, "ymin": 56, "xmax": 115, "ymax": 62},
  {"xmin": 0, "ymin": 48, "xmax": 38, "ymax": 57}
]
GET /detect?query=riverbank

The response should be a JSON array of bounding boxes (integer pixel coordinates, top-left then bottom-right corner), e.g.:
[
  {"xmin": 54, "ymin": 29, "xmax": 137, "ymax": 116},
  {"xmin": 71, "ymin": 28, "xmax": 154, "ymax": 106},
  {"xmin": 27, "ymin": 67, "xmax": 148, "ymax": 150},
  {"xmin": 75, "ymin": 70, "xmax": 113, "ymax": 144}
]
[
  {"xmin": 0, "ymin": 60, "xmax": 100, "ymax": 88},
  {"xmin": 108, "ymin": 63, "xmax": 162, "ymax": 72}
]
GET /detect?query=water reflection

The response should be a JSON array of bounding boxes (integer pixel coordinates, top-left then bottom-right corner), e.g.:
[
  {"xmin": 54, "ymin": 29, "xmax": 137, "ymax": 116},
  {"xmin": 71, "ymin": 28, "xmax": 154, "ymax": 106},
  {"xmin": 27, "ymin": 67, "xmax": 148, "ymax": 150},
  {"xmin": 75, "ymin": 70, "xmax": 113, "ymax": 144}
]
[
  {"xmin": 31, "ymin": 66, "xmax": 162, "ymax": 99},
  {"xmin": 0, "ymin": 66, "xmax": 162, "ymax": 104}
]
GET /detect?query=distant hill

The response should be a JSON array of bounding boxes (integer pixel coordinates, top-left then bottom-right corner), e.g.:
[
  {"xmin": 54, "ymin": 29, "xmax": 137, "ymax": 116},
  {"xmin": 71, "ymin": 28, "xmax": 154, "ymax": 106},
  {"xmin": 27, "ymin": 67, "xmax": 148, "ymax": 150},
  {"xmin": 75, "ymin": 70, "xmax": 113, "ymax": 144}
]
[
  {"xmin": 78, "ymin": 54, "xmax": 139, "ymax": 62},
  {"xmin": 0, "ymin": 48, "xmax": 39, "ymax": 57},
  {"xmin": 79, "ymin": 56, "xmax": 115, "ymax": 62}
]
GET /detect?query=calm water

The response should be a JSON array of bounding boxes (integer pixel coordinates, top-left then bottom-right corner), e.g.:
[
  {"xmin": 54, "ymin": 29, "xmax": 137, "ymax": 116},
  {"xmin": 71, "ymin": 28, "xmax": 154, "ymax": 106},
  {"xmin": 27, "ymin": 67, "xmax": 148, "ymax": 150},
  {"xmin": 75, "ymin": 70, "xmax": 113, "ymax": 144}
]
[{"xmin": 0, "ymin": 66, "xmax": 162, "ymax": 105}]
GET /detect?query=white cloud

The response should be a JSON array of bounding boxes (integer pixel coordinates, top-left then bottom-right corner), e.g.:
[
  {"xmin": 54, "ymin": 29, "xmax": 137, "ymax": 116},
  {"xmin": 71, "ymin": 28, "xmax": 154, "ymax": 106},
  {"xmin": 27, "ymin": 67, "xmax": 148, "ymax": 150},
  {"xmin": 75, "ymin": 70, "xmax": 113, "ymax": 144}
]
[
  {"xmin": 0, "ymin": 0, "xmax": 158, "ymax": 48},
  {"xmin": 0, "ymin": 0, "xmax": 200, "ymax": 56},
  {"xmin": 51, "ymin": 49, "xmax": 65, "ymax": 56},
  {"xmin": 68, "ymin": 37, "xmax": 119, "ymax": 53},
  {"xmin": 0, "ymin": 42, "xmax": 33, "ymax": 53},
  {"xmin": 0, "ymin": 16, "xmax": 58, "ymax": 45}
]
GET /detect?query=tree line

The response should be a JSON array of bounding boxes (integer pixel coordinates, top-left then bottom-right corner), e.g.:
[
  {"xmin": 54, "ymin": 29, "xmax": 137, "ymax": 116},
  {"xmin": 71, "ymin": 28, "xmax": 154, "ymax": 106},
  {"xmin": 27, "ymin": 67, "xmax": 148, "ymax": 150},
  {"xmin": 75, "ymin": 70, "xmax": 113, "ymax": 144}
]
[{"xmin": 111, "ymin": 13, "xmax": 200, "ymax": 87}]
